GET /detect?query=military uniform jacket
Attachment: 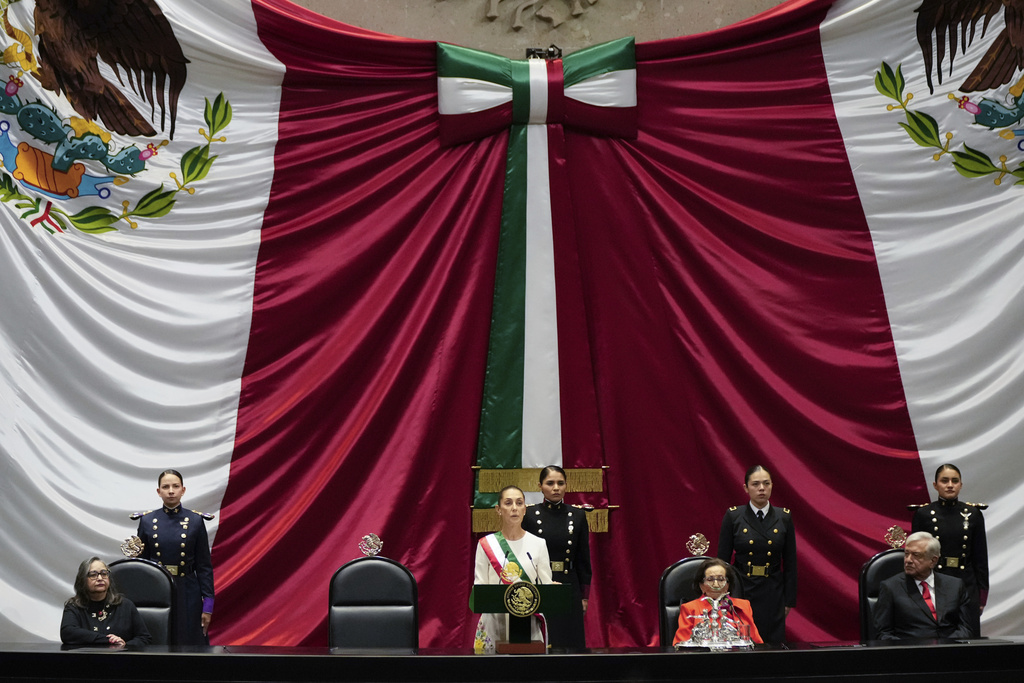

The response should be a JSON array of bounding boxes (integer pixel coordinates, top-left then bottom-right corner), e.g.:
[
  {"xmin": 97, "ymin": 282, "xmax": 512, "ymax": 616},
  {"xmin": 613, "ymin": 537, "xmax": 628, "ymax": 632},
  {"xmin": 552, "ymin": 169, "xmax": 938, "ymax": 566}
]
[
  {"xmin": 911, "ymin": 498, "xmax": 988, "ymax": 600},
  {"xmin": 718, "ymin": 504, "xmax": 797, "ymax": 643},
  {"xmin": 136, "ymin": 505, "xmax": 215, "ymax": 612},
  {"xmin": 522, "ymin": 500, "xmax": 592, "ymax": 596},
  {"xmin": 717, "ymin": 504, "xmax": 797, "ymax": 606}
]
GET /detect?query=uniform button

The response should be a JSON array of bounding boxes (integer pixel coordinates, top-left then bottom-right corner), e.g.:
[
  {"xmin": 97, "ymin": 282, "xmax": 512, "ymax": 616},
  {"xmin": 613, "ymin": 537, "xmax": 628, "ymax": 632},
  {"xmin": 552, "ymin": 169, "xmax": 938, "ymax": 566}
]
[
  {"xmin": 768, "ymin": 540, "xmax": 773, "ymax": 545},
  {"xmin": 181, "ymin": 543, "xmax": 186, "ymax": 548},
  {"xmin": 963, "ymin": 536, "xmax": 968, "ymax": 541},
  {"xmin": 568, "ymin": 540, "xmax": 572, "ymax": 545},
  {"xmin": 749, "ymin": 540, "xmax": 754, "ymax": 545},
  {"xmin": 156, "ymin": 551, "xmax": 162, "ymax": 557},
  {"xmin": 767, "ymin": 552, "xmax": 772, "ymax": 557},
  {"xmin": 743, "ymin": 529, "xmax": 748, "ymax": 533},
  {"xmin": 181, "ymin": 533, "xmax": 187, "ymax": 539}
]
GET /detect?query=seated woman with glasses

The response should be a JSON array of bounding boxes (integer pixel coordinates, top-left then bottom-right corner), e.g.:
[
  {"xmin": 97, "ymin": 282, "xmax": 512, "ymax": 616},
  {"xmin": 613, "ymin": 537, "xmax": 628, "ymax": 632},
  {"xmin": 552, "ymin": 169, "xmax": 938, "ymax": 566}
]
[
  {"xmin": 60, "ymin": 557, "xmax": 151, "ymax": 648},
  {"xmin": 673, "ymin": 558, "xmax": 763, "ymax": 646}
]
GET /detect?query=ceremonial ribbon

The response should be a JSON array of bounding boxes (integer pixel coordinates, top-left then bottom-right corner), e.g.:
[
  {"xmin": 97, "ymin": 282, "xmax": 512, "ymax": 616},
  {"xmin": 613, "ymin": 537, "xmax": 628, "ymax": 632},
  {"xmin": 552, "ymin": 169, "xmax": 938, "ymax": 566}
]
[
  {"xmin": 437, "ymin": 39, "xmax": 636, "ymax": 502},
  {"xmin": 481, "ymin": 532, "xmax": 532, "ymax": 585}
]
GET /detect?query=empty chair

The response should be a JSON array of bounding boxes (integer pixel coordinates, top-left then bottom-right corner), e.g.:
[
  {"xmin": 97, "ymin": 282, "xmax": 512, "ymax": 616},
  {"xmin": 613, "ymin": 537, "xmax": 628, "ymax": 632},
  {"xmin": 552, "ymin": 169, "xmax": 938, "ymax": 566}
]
[
  {"xmin": 328, "ymin": 556, "xmax": 418, "ymax": 649},
  {"xmin": 108, "ymin": 558, "xmax": 176, "ymax": 645},
  {"xmin": 858, "ymin": 548, "xmax": 905, "ymax": 641}
]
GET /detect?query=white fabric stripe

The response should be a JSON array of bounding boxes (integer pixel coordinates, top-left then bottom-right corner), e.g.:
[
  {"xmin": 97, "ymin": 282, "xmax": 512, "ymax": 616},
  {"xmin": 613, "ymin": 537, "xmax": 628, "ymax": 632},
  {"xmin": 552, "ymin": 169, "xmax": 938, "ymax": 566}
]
[
  {"xmin": 521, "ymin": 124, "xmax": 562, "ymax": 484},
  {"xmin": 564, "ymin": 69, "xmax": 637, "ymax": 107},
  {"xmin": 822, "ymin": 0, "xmax": 1024, "ymax": 637},
  {"xmin": 0, "ymin": 0, "xmax": 280, "ymax": 642},
  {"xmin": 437, "ymin": 76, "xmax": 512, "ymax": 115},
  {"xmin": 527, "ymin": 59, "xmax": 549, "ymax": 124}
]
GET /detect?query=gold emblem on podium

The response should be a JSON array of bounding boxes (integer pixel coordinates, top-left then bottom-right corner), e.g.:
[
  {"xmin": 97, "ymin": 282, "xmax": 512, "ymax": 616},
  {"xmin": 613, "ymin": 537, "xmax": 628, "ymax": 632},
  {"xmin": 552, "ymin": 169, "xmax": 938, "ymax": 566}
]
[{"xmin": 504, "ymin": 581, "xmax": 541, "ymax": 617}]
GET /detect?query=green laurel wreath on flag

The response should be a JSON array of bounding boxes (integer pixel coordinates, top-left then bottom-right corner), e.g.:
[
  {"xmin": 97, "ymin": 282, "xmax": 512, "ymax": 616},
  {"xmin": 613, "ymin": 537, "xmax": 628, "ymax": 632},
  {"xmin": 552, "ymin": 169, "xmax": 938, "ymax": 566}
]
[
  {"xmin": 875, "ymin": 61, "xmax": 1024, "ymax": 186},
  {"xmin": 0, "ymin": 93, "xmax": 232, "ymax": 234}
]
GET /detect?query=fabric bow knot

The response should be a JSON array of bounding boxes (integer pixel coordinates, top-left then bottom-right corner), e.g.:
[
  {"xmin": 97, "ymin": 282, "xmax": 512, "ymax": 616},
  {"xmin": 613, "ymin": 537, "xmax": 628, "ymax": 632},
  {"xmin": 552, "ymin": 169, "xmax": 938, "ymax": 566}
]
[{"xmin": 437, "ymin": 38, "xmax": 637, "ymax": 145}]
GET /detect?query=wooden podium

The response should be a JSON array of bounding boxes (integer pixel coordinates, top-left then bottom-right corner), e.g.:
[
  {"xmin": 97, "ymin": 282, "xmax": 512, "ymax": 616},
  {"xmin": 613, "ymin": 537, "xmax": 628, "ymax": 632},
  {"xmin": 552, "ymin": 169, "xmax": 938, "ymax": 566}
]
[{"xmin": 470, "ymin": 583, "xmax": 571, "ymax": 654}]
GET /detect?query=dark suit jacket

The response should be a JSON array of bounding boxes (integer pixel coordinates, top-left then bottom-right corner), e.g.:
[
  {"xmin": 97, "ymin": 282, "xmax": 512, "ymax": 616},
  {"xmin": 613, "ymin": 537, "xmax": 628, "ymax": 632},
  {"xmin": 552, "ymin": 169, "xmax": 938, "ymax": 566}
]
[{"xmin": 874, "ymin": 572, "xmax": 974, "ymax": 640}]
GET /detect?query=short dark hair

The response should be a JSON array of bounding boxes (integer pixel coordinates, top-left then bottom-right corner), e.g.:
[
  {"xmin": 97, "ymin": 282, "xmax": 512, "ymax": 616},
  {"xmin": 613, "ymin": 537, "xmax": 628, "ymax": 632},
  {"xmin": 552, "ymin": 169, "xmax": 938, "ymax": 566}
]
[
  {"xmin": 744, "ymin": 465, "xmax": 770, "ymax": 485},
  {"xmin": 934, "ymin": 463, "xmax": 961, "ymax": 481},
  {"xmin": 66, "ymin": 557, "xmax": 122, "ymax": 608},
  {"xmin": 538, "ymin": 465, "xmax": 566, "ymax": 484},
  {"xmin": 158, "ymin": 469, "xmax": 184, "ymax": 486},
  {"xmin": 692, "ymin": 557, "xmax": 735, "ymax": 594}
]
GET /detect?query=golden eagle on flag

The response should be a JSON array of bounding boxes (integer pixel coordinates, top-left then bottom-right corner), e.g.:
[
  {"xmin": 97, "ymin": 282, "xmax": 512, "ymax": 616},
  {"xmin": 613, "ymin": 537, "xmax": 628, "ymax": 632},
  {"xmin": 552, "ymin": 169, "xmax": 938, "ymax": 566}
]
[
  {"xmin": 23, "ymin": 0, "xmax": 188, "ymax": 138},
  {"xmin": 916, "ymin": 0, "xmax": 1024, "ymax": 94}
]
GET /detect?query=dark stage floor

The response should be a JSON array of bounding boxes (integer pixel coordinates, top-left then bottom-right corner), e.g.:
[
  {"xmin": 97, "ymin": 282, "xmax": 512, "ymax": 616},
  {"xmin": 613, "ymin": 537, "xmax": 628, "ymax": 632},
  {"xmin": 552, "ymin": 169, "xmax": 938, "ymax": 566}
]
[{"xmin": 3, "ymin": 638, "xmax": 1023, "ymax": 682}]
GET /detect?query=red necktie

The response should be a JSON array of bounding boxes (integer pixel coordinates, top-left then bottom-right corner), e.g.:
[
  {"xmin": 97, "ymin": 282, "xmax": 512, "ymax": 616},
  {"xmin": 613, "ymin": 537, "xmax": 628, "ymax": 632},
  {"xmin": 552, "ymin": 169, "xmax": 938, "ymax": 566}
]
[{"xmin": 921, "ymin": 581, "xmax": 937, "ymax": 621}]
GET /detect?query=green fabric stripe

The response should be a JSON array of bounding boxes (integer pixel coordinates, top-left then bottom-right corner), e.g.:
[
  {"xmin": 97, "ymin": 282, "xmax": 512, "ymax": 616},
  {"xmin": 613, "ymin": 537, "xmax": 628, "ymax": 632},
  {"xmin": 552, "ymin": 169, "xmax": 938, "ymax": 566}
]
[
  {"xmin": 473, "ymin": 124, "xmax": 529, "ymax": 507},
  {"xmin": 510, "ymin": 60, "xmax": 532, "ymax": 124},
  {"xmin": 436, "ymin": 42, "xmax": 512, "ymax": 86},
  {"xmin": 562, "ymin": 36, "xmax": 636, "ymax": 88}
]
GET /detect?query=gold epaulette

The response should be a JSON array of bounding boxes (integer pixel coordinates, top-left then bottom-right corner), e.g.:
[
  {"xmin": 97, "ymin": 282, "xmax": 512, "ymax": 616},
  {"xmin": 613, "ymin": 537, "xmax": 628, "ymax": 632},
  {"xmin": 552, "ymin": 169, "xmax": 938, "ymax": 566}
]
[
  {"xmin": 728, "ymin": 506, "xmax": 738, "ymax": 511},
  {"xmin": 782, "ymin": 507, "xmax": 791, "ymax": 514},
  {"xmin": 128, "ymin": 510, "xmax": 154, "ymax": 520}
]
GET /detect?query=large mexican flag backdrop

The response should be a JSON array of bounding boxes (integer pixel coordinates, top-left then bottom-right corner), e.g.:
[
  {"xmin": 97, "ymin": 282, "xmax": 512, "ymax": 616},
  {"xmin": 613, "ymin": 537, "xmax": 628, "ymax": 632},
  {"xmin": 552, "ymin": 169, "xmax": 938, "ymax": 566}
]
[{"xmin": 2, "ymin": 0, "xmax": 1022, "ymax": 647}]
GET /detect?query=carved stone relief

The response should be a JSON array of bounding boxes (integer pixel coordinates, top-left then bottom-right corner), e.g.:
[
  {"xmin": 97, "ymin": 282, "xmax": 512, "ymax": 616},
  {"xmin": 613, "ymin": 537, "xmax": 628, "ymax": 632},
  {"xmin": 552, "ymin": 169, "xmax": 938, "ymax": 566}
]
[{"xmin": 486, "ymin": 0, "xmax": 599, "ymax": 30}]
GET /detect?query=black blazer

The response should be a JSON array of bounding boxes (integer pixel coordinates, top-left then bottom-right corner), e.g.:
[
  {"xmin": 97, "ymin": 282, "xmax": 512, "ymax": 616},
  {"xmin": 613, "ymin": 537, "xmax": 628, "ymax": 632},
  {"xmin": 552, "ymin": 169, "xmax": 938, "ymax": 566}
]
[{"xmin": 874, "ymin": 572, "xmax": 974, "ymax": 640}]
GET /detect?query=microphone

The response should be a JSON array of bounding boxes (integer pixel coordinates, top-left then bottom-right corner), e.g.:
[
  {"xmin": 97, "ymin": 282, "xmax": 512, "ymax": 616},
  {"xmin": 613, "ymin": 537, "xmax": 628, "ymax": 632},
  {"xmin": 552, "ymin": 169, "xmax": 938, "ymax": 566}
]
[{"xmin": 527, "ymin": 552, "xmax": 542, "ymax": 584}]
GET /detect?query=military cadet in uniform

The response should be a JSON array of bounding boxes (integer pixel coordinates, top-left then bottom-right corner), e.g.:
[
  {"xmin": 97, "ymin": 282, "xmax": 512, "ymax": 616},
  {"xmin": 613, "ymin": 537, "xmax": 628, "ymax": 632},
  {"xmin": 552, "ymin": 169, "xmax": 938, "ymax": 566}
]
[
  {"xmin": 717, "ymin": 464, "xmax": 796, "ymax": 643},
  {"xmin": 131, "ymin": 469, "xmax": 215, "ymax": 646},
  {"xmin": 521, "ymin": 465, "xmax": 592, "ymax": 649},
  {"xmin": 911, "ymin": 463, "xmax": 988, "ymax": 636}
]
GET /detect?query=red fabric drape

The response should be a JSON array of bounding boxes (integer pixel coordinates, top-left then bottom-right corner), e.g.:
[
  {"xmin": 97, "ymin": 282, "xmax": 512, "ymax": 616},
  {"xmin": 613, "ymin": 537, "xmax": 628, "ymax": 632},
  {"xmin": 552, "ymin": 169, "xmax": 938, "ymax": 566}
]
[{"xmin": 214, "ymin": 0, "xmax": 928, "ymax": 648}]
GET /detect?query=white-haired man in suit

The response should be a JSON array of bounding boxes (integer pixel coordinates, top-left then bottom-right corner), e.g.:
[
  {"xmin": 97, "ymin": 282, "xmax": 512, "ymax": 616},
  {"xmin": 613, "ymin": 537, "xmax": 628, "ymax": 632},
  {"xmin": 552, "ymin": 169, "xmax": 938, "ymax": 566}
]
[{"xmin": 875, "ymin": 531, "xmax": 975, "ymax": 640}]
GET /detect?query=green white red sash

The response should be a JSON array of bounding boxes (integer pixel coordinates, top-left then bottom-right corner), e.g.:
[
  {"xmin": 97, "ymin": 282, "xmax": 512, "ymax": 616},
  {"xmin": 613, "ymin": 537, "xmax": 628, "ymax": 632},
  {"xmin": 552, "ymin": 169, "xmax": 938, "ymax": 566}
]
[{"xmin": 480, "ymin": 532, "xmax": 533, "ymax": 585}]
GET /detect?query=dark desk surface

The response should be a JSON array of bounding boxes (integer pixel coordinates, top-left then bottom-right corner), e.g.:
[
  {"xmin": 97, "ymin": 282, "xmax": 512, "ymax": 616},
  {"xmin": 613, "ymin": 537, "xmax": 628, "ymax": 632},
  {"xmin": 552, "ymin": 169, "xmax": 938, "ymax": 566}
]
[{"xmin": 3, "ymin": 638, "xmax": 1023, "ymax": 682}]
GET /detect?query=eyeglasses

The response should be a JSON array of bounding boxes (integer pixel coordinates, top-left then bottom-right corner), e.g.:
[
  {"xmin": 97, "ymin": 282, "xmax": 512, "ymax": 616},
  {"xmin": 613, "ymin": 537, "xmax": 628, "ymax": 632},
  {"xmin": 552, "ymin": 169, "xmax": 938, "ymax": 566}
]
[
  {"xmin": 703, "ymin": 576, "xmax": 728, "ymax": 584},
  {"xmin": 86, "ymin": 570, "xmax": 110, "ymax": 579}
]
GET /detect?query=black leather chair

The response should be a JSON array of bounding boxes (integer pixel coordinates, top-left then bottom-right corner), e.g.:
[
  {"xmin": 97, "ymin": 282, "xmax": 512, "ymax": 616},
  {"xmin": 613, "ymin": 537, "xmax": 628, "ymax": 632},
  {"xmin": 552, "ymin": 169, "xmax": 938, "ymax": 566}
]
[
  {"xmin": 328, "ymin": 556, "xmax": 418, "ymax": 649},
  {"xmin": 658, "ymin": 556, "xmax": 743, "ymax": 646},
  {"xmin": 108, "ymin": 558, "xmax": 176, "ymax": 645},
  {"xmin": 858, "ymin": 548, "xmax": 904, "ymax": 641}
]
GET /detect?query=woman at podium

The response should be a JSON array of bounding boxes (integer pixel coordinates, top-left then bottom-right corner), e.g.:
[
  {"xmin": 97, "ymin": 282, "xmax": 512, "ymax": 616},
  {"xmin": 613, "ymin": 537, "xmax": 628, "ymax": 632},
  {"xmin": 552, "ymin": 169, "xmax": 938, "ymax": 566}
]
[{"xmin": 473, "ymin": 485, "xmax": 553, "ymax": 654}]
